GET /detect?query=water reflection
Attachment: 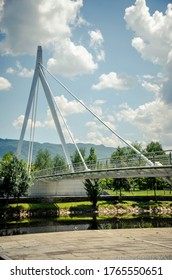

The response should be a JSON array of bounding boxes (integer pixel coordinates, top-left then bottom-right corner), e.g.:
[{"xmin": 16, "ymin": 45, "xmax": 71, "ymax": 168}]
[{"xmin": 0, "ymin": 213, "xmax": 172, "ymax": 236}]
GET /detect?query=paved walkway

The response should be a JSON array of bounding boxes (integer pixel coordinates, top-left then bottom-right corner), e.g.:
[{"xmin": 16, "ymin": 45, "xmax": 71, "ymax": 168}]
[{"xmin": 0, "ymin": 228, "xmax": 172, "ymax": 260}]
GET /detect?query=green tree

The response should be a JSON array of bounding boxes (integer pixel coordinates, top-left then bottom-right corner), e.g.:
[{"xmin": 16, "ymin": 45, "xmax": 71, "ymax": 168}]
[
  {"xmin": 110, "ymin": 144, "xmax": 141, "ymax": 167},
  {"xmin": 34, "ymin": 148, "xmax": 52, "ymax": 170},
  {"xmin": 145, "ymin": 141, "xmax": 166, "ymax": 165},
  {"xmin": 84, "ymin": 179, "xmax": 102, "ymax": 208},
  {"xmin": 112, "ymin": 178, "xmax": 130, "ymax": 199},
  {"xmin": 110, "ymin": 146, "xmax": 125, "ymax": 161},
  {"xmin": 146, "ymin": 141, "xmax": 164, "ymax": 154},
  {"xmin": 129, "ymin": 177, "xmax": 147, "ymax": 191},
  {"xmin": 86, "ymin": 147, "xmax": 97, "ymax": 169},
  {"xmin": 129, "ymin": 141, "xmax": 169, "ymax": 193},
  {"xmin": 0, "ymin": 153, "xmax": 31, "ymax": 200},
  {"xmin": 99, "ymin": 178, "xmax": 113, "ymax": 190},
  {"xmin": 110, "ymin": 143, "xmax": 142, "ymax": 163},
  {"xmin": 144, "ymin": 177, "xmax": 158, "ymax": 200},
  {"xmin": 72, "ymin": 148, "xmax": 86, "ymax": 170},
  {"xmin": 53, "ymin": 154, "xmax": 66, "ymax": 171},
  {"xmin": 145, "ymin": 141, "xmax": 170, "ymax": 195}
]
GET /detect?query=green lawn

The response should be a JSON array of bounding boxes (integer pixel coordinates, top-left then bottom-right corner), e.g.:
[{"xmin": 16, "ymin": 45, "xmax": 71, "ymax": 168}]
[{"xmin": 106, "ymin": 189, "xmax": 172, "ymax": 196}]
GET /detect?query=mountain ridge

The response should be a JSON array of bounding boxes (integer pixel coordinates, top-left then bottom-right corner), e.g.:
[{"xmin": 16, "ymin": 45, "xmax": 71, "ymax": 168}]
[{"xmin": 0, "ymin": 138, "xmax": 116, "ymax": 161}]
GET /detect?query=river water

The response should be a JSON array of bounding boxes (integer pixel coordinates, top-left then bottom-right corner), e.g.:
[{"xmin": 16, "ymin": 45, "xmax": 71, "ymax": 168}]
[{"xmin": 0, "ymin": 214, "xmax": 172, "ymax": 236}]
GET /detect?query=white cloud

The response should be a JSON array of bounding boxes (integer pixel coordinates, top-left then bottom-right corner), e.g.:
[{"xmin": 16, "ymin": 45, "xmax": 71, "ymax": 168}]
[
  {"xmin": 142, "ymin": 74, "xmax": 154, "ymax": 80},
  {"xmin": 85, "ymin": 119, "xmax": 122, "ymax": 147},
  {"xmin": 83, "ymin": 110, "xmax": 121, "ymax": 148},
  {"xmin": 47, "ymin": 40, "xmax": 97, "ymax": 77},
  {"xmin": 124, "ymin": 1, "xmax": 172, "ymax": 65},
  {"xmin": 92, "ymin": 72, "xmax": 135, "ymax": 91},
  {"xmin": 53, "ymin": 94, "xmax": 85, "ymax": 116},
  {"xmin": 6, "ymin": 67, "xmax": 16, "ymax": 74},
  {"xmin": 124, "ymin": 0, "xmax": 172, "ymax": 102},
  {"xmin": 16, "ymin": 61, "xmax": 34, "ymax": 78},
  {"xmin": 141, "ymin": 80, "xmax": 160, "ymax": 94},
  {"xmin": 44, "ymin": 110, "xmax": 55, "ymax": 129},
  {"xmin": 0, "ymin": 76, "xmax": 11, "ymax": 90},
  {"xmin": 6, "ymin": 62, "xmax": 34, "ymax": 78},
  {"xmin": 117, "ymin": 98, "xmax": 172, "ymax": 148},
  {"xmin": 94, "ymin": 99, "xmax": 106, "ymax": 105},
  {"xmin": 12, "ymin": 115, "xmax": 44, "ymax": 129},
  {"xmin": 89, "ymin": 29, "xmax": 105, "ymax": 61},
  {"xmin": 18, "ymin": 68, "xmax": 34, "ymax": 78},
  {"xmin": 86, "ymin": 130, "xmax": 122, "ymax": 147},
  {"xmin": 96, "ymin": 50, "xmax": 105, "ymax": 62},
  {"xmin": 0, "ymin": 0, "xmax": 83, "ymax": 54},
  {"xmin": 89, "ymin": 29, "xmax": 104, "ymax": 47},
  {"xmin": 76, "ymin": 15, "xmax": 90, "ymax": 27},
  {"xmin": 13, "ymin": 94, "xmax": 86, "ymax": 130},
  {"xmin": 0, "ymin": 0, "xmax": 98, "ymax": 77}
]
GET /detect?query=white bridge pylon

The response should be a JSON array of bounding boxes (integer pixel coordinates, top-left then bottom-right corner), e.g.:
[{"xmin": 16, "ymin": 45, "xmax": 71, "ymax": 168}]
[
  {"xmin": 17, "ymin": 46, "xmax": 155, "ymax": 173},
  {"xmin": 17, "ymin": 46, "xmax": 78, "ymax": 172}
]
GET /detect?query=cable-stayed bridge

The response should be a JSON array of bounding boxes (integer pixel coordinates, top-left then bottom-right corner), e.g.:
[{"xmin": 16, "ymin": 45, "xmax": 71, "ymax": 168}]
[{"xmin": 16, "ymin": 46, "xmax": 172, "ymax": 197}]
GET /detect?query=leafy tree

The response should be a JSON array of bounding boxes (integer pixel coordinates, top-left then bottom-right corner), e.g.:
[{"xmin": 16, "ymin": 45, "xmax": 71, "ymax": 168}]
[
  {"xmin": 145, "ymin": 141, "xmax": 165, "ymax": 164},
  {"xmin": 34, "ymin": 148, "xmax": 52, "ymax": 170},
  {"xmin": 84, "ymin": 179, "xmax": 102, "ymax": 208},
  {"xmin": 0, "ymin": 153, "xmax": 31, "ymax": 200},
  {"xmin": 129, "ymin": 177, "xmax": 147, "ymax": 191},
  {"xmin": 128, "ymin": 142, "xmax": 142, "ymax": 155},
  {"xmin": 72, "ymin": 148, "xmax": 86, "ymax": 170},
  {"xmin": 146, "ymin": 141, "xmax": 164, "ymax": 154},
  {"xmin": 144, "ymin": 177, "xmax": 158, "ymax": 200},
  {"xmin": 110, "ymin": 146, "xmax": 125, "ymax": 161},
  {"xmin": 112, "ymin": 178, "xmax": 130, "ymax": 199},
  {"xmin": 99, "ymin": 178, "xmax": 113, "ymax": 190},
  {"xmin": 111, "ymin": 143, "xmax": 142, "ymax": 162},
  {"xmin": 145, "ymin": 141, "xmax": 170, "ymax": 193},
  {"xmin": 144, "ymin": 177, "xmax": 169, "ymax": 200},
  {"xmin": 110, "ymin": 144, "xmax": 142, "ymax": 167},
  {"xmin": 53, "ymin": 154, "xmax": 66, "ymax": 170},
  {"xmin": 86, "ymin": 147, "xmax": 97, "ymax": 169}
]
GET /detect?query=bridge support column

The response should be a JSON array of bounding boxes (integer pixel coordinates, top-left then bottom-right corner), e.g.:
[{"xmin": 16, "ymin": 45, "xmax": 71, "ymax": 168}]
[{"xmin": 29, "ymin": 178, "xmax": 87, "ymax": 197}]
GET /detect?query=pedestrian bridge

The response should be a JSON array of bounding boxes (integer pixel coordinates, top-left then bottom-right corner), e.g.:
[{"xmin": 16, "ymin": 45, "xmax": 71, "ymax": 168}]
[
  {"xmin": 28, "ymin": 152, "xmax": 172, "ymax": 197},
  {"xmin": 34, "ymin": 152, "xmax": 172, "ymax": 181}
]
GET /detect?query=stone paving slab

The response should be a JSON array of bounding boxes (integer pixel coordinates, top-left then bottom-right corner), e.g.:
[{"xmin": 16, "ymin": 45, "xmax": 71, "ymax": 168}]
[{"xmin": 0, "ymin": 228, "xmax": 172, "ymax": 260}]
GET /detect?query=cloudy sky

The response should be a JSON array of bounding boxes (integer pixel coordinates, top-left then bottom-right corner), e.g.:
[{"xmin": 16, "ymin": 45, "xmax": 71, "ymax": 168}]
[{"xmin": 0, "ymin": 0, "xmax": 172, "ymax": 153}]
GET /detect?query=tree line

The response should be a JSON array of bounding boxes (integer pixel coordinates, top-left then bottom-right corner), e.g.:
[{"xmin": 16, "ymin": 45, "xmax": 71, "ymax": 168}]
[{"xmin": 33, "ymin": 146, "xmax": 97, "ymax": 171}]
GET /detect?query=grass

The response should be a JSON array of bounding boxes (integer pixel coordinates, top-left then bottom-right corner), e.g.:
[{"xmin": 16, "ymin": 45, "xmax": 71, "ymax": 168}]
[
  {"xmin": 1, "ymin": 203, "xmax": 58, "ymax": 211},
  {"xmin": 55, "ymin": 201, "xmax": 92, "ymax": 209},
  {"xmin": 107, "ymin": 189, "xmax": 172, "ymax": 196},
  {"xmin": 1, "ymin": 200, "xmax": 171, "ymax": 212}
]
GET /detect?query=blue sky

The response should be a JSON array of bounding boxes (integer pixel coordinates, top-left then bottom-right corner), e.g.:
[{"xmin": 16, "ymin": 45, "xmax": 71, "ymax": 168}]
[{"xmin": 0, "ymin": 0, "xmax": 172, "ymax": 152}]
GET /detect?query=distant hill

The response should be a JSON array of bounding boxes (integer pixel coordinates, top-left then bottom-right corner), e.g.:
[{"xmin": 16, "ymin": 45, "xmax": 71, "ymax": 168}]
[{"xmin": 0, "ymin": 138, "xmax": 116, "ymax": 161}]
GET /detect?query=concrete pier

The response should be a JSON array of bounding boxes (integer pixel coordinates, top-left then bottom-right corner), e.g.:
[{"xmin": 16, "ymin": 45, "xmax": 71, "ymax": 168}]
[{"xmin": 0, "ymin": 228, "xmax": 172, "ymax": 260}]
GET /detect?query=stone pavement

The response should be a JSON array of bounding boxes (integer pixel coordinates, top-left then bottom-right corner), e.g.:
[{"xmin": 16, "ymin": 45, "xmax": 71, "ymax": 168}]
[{"xmin": 0, "ymin": 228, "xmax": 172, "ymax": 260}]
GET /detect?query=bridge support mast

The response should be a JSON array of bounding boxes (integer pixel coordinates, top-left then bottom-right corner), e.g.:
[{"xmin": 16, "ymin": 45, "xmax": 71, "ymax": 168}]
[{"xmin": 17, "ymin": 46, "xmax": 74, "ymax": 172}]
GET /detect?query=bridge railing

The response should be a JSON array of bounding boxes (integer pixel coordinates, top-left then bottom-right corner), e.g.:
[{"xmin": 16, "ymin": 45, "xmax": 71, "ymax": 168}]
[{"xmin": 34, "ymin": 150, "xmax": 172, "ymax": 178}]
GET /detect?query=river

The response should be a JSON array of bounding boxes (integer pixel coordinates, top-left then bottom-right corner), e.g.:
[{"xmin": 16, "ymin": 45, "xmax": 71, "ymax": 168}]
[{"xmin": 0, "ymin": 213, "xmax": 172, "ymax": 236}]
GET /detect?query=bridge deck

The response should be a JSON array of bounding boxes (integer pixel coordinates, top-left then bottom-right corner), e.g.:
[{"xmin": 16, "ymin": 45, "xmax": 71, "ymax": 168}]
[{"xmin": 35, "ymin": 165, "xmax": 172, "ymax": 180}]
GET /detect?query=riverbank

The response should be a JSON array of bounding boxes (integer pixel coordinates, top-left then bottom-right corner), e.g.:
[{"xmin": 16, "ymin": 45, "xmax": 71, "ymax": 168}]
[{"xmin": 0, "ymin": 200, "xmax": 172, "ymax": 219}]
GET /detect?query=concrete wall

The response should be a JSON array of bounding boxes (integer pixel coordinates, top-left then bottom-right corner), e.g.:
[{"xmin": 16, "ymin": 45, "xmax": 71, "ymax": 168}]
[{"xmin": 29, "ymin": 178, "xmax": 87, "ymax": 197}]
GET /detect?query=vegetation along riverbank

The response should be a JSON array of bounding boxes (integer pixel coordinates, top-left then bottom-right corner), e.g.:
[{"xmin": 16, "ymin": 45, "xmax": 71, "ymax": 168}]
[{"xmin": 0, "ymin": 199, "xmax": 172, "ymax": 219}]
